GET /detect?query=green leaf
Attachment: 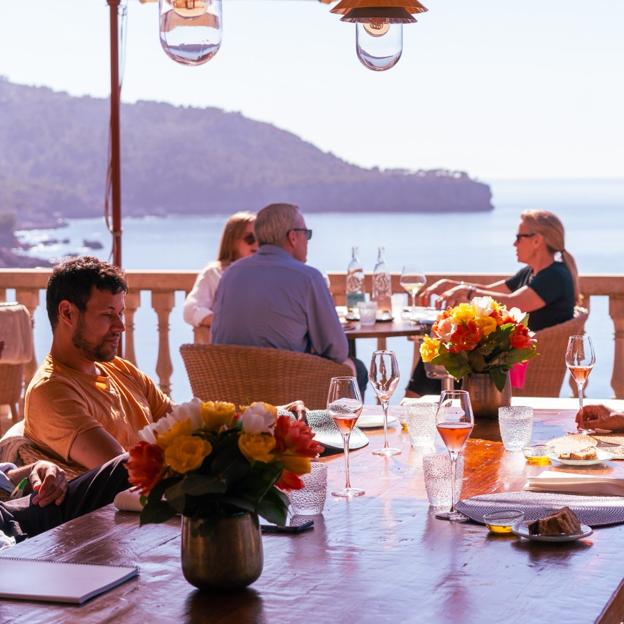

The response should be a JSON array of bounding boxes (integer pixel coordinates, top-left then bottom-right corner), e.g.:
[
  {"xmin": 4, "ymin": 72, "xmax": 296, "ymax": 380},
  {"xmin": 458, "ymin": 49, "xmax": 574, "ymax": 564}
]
[
  {"xmin": 140, "ymin": 499, "xmax": 177, "ymax": 525},
  {"xmin": 181, "ymin": 473, "xmax": 228, "ymax": 496},
  {"xmin": 256, "ymin": 488, "xmax": 290, "ymax": 526},
  {"xmin": 164, "ymin": 481, "xmax": 187, "ymax": 513},
  {"xmin": 219, "ymin": 495, "xmax": 257, "ymax": 512},
  {"xmin": 489, "ymin": 367, "xmax": 508, "ymax": 392}
]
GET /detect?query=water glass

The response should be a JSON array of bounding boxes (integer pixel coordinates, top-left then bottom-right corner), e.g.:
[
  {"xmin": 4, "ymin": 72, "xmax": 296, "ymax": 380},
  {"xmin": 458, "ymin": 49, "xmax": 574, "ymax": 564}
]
[
  {"xmin": 423, "ymin": 452, "xmax": 465, "ymax": 510},
  {"xmin": 406, "ymin": 402, "xmax": 438, "ymax": 448},
  {"xmin": 499, "ymin": 406, "xmax": 534, "ymax": 451},
  {"xmin": 357, "ymin": 301, "xmax": 377, "ymax": 326},
  {"xmin": 289, "ymin": 462, "xmax": 328, "ymax": 515}
]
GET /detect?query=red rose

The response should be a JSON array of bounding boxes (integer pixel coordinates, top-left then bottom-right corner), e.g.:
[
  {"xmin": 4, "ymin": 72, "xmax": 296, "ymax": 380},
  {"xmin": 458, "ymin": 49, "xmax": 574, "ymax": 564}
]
[
  {"xmin": 276, "ymin": 469, "xmax": 304, "ymax": 491},
  {"xmin": 274, "ymin": 415, "xmax": 324, "ymax": 457},
  {"xmin": 510, "ymin": 325, "xmax": 533, "ymax": 350},
  {"xmin": 449, "ymin": 320, "xmax": 481, "ymax": 353},
  {"xmin": 126, "ymin": 441, "xmax": 165, "ymax": 495}
]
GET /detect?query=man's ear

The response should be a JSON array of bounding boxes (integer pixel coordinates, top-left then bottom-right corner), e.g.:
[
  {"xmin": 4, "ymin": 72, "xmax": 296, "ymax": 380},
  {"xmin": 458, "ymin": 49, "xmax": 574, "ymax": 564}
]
[{"xmin": 57, "ymin": 300, "xmax": 76, "ymax": 327}]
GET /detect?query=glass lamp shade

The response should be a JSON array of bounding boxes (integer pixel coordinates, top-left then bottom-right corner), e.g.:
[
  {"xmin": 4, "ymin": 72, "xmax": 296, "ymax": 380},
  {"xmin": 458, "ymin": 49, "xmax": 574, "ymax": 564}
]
[
  {"xmin": 159, "ymin": 0, "xmax": 222, "ymax": 66},
  {"xmin": 355, "ymin": 21, "xmax": 402, "ymax": 71}
]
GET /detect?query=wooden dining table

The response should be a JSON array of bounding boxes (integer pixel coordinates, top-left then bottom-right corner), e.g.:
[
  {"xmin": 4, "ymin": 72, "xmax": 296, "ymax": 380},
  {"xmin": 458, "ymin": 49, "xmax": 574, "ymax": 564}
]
[{"xmin": 2, "ymin": 398, "xmax": 624, "ymax": 623}]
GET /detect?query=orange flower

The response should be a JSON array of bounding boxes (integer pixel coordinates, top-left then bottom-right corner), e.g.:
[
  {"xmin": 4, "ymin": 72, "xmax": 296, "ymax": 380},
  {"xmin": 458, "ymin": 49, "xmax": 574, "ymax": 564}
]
[
  {"xmin": 510, "ymin": 324, "xmax": 533, "ymax": 350},
  {"xmin": 274, "ymin": 416, "xmax": 324, "ymax": 458},
  {"xmin": 276, "ymin": 469, "xmax": 304, "ymax": 491},
  {"xmin": 126, "ymin": 441, "xmax": 165, "ymax": 496},
  {"xmin": 448, "ymin": 320, "xmax": 481, "ymax": 353}
]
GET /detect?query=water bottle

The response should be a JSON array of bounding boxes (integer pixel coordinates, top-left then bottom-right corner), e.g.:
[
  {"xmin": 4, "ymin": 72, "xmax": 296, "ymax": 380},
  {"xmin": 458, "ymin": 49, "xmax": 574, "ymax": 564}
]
[
  {"xmin": 372, "ymin": 247, "xmax": 392, "ymax": 318},
  {"xmin": 346, "ymin": 246, "xmax": 365, "ymax": 319}
]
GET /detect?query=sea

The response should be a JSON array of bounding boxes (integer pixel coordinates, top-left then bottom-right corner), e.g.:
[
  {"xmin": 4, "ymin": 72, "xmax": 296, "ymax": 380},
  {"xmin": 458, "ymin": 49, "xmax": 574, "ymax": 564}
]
[{"xmin": 13, "ymin": 178, "xmax": 624, "ymax": 403}]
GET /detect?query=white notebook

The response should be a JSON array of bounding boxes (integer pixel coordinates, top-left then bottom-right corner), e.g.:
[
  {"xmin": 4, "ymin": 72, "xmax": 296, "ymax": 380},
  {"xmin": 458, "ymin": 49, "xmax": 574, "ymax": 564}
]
[{"xmin": 0, "ymin": 558, "xmax": 139, "ymax": 604}]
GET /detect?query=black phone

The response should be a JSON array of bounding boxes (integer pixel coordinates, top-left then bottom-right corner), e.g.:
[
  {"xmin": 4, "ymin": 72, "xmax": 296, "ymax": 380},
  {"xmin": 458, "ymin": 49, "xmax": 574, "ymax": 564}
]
[{"xmin": 260, "ymin": 518, "xmax": 314, "ymax": 534}]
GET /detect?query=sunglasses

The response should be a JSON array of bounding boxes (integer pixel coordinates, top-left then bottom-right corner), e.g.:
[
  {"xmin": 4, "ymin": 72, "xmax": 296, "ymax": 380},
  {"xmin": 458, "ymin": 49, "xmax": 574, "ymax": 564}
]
[
  {"xmin": 289, "ymin": 228, "xmax": 313, "ymax": 241},
  {"xmin": 242, "ymin": 233, "xmax": 257, "ymax": 245},
  {"xmin": 515, "ymin": 233, "xmax": 536, "ymax": 242}
]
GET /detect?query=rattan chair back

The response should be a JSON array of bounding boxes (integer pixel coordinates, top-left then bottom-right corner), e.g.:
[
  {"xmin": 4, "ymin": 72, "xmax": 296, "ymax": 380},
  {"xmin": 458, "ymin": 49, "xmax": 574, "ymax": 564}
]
[
  {"xmin": 514, "ymin": 307, "xmax": 589, "ymax": 397},
  {"xmin": 180, "ymin": 344, "xmax": 352, "ymax": 409},
  {"xmin": 0, "ymin": 364, "xmax": 24, "ymax": 422}
]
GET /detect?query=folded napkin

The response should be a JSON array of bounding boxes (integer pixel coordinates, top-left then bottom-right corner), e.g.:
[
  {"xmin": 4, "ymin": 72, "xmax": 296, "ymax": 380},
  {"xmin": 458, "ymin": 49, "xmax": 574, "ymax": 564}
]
[
  {"xmin": 113, "ymin": 488, "xmax": 143, "ymax": 512},
  {"xmin": 525, "ymin": 470, "xmax": 624, "ymax": 497}
]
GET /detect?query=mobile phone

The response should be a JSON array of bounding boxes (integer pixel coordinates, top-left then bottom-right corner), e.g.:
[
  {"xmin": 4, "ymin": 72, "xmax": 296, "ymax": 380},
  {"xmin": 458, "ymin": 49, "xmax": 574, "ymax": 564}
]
[{"xmin": 260, "ymin": 518, "xmax": 314, "ymax": 534}]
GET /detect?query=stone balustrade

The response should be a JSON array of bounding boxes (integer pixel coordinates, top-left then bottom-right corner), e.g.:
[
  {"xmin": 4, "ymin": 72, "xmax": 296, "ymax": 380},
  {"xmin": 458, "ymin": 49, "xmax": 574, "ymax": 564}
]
[{"xmin": 1, "ymin": 269, "xmax": 623, "ymax": 398}]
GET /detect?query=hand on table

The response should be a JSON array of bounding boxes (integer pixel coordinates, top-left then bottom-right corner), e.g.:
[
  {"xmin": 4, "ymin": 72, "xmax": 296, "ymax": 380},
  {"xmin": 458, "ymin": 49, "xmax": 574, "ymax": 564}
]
[
  {"xmin": 576, "ymin": 404, "xmax": 624, "ymax": 432},
  {"xmin": 421, "ymin": 279, "xmax": 460, "ymax": 304},
  {"xmin": 436, "ymin": 285, "xmax": 472, "ymax": 309},
  {"xmin": 29, "ymin": 461, "xmax": 68, "ymax": 507}
]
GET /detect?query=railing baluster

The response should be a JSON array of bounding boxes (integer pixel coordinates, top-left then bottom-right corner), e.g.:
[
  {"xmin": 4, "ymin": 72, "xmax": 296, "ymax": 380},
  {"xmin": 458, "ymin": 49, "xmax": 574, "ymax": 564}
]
[
  {"xmin": 151, "ymin": 290, "xmax": 175, "ymax": 396},
  {"xmin": 123, "ymin": 290, "xmax": 141, "ymax": 366},
  {"xmin": 14, "ymin": 287, "xmax": 40, "ymax": 384},
  {"xmin": 609, "ymin": 295, "xmax": 624, "ymax": 399}
]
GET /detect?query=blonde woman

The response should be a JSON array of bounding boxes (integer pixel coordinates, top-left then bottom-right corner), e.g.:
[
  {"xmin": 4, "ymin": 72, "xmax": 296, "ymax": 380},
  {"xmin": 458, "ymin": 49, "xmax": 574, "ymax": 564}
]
[
  {"xmin": 406, "ymin": 210, "xmax": 579, "ymax": 396},
  {"xmin": 183, "ymin": 212, "xmax": 258, "ymax": 335}
]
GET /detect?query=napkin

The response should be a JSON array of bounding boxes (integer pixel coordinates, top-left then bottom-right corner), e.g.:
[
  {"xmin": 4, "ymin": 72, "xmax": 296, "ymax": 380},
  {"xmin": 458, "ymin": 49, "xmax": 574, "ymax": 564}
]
[
  {"xmin": 525, "ymin": 471, "xmax": 624, "ymax": 497},
  {"xmin": 113, "ymin": 488, "xmax": 143, "ymax": 512}
]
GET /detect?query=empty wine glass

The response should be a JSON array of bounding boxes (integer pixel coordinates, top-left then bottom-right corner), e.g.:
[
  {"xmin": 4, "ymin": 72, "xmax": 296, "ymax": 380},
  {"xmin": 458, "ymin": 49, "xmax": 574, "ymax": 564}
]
[
  {"xmin": 566, "ymin": 335, "xmax": 596, "ymax": 431},
  {"xmin": 327, "ymin": 376, "xmax": 365, "ymax": 498},
  {"xmin": 369, "ymin": 350, "xmax": 401, "ymax": 456},
  {"xmin": 435, "ymin": 390, "xmax": 474, "ymax": 522},
  {"xmin": 400, "ymin": 265, "xmax": 427, "ymax": 312}
]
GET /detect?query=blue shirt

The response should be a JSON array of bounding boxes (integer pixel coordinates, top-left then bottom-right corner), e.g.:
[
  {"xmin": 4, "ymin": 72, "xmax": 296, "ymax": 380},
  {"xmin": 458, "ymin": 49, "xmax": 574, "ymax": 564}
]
[{"xmin": 212, "ymin": 245, "xmax": 348, "ymax": 363}]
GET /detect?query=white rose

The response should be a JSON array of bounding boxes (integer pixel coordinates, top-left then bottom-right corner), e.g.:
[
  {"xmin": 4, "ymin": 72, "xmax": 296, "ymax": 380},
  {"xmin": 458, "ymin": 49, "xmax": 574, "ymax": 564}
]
[
  {"xmin": 472, "ymin": 296, "xmax": 496, "ymax": 317},
  {"xmin": 507, "ymin": 307, "xmax": 526, "ymax": 323},
  {"xmin": 241, "ymin": 402, "xmax": 276, "ymax": 434}
]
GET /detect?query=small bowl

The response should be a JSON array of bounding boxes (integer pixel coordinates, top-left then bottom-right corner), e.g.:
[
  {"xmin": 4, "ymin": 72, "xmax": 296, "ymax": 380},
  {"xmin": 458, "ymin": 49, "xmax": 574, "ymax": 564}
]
[
  {"xmin": 522, "ymin": 444, "xmax": 552, "ymax": 466},
  {"xmin": 483, "ymin": 510, "xmax": 524, "ymax": 534}
]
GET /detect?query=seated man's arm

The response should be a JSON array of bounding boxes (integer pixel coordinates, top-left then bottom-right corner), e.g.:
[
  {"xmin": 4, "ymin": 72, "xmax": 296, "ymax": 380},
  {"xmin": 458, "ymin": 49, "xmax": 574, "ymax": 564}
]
[{"xmin": 69, "ymin": 428, "xmax": 125, "ymax": 470}]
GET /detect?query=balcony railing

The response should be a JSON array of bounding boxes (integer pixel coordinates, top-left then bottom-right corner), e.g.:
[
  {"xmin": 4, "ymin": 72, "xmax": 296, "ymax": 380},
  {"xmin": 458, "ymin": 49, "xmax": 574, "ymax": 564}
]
[{"xmin": 1, "ymin": 269, "xmax": 623, "ymax": 398}]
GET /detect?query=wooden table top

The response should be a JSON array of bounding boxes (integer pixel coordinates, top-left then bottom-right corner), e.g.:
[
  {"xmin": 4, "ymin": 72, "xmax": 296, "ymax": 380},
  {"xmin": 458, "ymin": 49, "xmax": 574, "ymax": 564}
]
[
  {"xmin": 3, "ymin": 400, "xmax": 624, "ymax": 624},
  {"xmin": 343, "ymin": 317, "xmax": 425, "ymax": 340}
]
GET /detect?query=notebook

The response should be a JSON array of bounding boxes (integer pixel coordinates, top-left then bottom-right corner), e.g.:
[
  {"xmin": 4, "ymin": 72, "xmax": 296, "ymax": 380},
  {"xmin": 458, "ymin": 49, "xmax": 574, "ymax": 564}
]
[{"xmin": 0, "ymin": 558, "xmax": 139, "ymax": 604}]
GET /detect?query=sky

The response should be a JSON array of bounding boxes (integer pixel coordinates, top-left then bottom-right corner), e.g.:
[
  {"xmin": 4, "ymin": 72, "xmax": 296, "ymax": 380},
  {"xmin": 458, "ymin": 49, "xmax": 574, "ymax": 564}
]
[{"xmin": 0, "ymin": 0, "xmax": 623, "ymax": 180}]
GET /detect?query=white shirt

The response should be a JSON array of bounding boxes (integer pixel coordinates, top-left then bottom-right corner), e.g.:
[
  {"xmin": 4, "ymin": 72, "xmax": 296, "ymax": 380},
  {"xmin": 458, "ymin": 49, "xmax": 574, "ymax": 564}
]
[{"xmin": 183, "ymin": 263, "xmax": 223, "ymax": 328}]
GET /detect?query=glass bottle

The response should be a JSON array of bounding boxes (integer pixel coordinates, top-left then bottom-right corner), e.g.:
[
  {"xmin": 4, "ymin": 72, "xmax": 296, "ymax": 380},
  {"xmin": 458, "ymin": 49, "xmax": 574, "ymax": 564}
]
[
  {"xmin": 346, "ymin": 246, "xmax": 365, "ymax": 320},
  {"xmin": 372, "ymin": 247, "xmax": 392, "ymax": 318}
]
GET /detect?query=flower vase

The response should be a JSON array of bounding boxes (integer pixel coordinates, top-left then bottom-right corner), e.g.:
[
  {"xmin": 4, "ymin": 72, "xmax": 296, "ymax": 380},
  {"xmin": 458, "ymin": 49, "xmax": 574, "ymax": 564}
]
[
  {"xmin": 462, "ymin": 373, "xmax": 511, "ymax": 420},
  {"xmin": 181, "ymin": 512, "xmax": 263, "ymax": 590}
]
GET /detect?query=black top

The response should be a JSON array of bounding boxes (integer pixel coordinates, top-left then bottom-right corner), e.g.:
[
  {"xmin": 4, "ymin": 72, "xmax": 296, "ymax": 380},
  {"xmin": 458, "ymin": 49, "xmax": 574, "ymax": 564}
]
[{"xmin": 505, "ymin": 262, "xmax": 575, "ymax": 332}]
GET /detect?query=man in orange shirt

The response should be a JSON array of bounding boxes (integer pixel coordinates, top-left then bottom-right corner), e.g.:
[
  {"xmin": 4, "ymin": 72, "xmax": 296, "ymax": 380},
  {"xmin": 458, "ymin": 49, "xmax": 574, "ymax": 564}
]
[{"xmin": 24, "ymin": 257, "xmax": 172, "ymax": 470}]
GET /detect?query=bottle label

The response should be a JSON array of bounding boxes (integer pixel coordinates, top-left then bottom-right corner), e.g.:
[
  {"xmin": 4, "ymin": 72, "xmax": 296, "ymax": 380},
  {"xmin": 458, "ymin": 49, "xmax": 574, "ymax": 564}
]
[{"xmin": 346, "ymin": 292, "xmax": 365, "ymax": 308}]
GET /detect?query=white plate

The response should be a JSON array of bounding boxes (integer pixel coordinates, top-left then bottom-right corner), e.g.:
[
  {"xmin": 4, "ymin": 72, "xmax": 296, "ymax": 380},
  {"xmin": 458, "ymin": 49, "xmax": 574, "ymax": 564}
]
[
  {"xmin": 548, "ymin": 448, "xmax": 613, "ymax": 466},
  {"xmin": 356, "ymin": 413, "xmax": 398, "ymax": 429},
  {"xmin": 512, "ymin": 520, "xmax": 593, "ymax": 543}
]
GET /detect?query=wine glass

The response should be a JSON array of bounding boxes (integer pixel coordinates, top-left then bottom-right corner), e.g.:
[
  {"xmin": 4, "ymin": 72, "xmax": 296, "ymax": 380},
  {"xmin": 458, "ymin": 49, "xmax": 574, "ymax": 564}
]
[
  {"xmin": 369, "ymin": 350, "xmax": 401, "ymax": 456},
  {"xmin": 566, "ymin": 335, "xmax": 596, "ymax": 430},
  {"xmin": 435, "ymin": 390, "xmax": 474, "ymax": 522},
  {"xmin": 400, "ymin": 265, "xmax": 426, "ymax": 312},
  {"xmin": 327, "ymin": 376, "xmax": 365, "ymax": 498}
]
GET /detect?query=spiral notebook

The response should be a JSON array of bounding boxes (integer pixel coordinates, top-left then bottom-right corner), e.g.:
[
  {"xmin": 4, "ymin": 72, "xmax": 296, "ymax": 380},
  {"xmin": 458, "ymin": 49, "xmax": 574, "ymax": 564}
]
[{"xmin": 0, "ymin": 558, "xmax": 139, "ymax": 604}]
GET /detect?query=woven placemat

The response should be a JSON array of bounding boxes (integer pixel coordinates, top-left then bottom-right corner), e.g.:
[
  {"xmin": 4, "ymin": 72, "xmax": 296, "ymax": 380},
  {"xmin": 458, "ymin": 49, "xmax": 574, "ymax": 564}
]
[
  {"xmin": 456, "ymin": 491, "xmax": 624, "ymax": 527},
  {"xmin": 305, "ymin": 410, "xmax": 369, "ymax": 456}
]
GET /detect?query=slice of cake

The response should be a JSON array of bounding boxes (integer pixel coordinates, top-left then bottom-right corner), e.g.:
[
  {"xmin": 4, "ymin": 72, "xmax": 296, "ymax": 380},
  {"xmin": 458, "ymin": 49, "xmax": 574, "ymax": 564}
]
[
  {"xmin": 558, "ymin": 448, "xmax": 598, "ymax": 461},
  {"xmin": 528, "ymin": 507, "xmax": 582, "ymax": 536}
]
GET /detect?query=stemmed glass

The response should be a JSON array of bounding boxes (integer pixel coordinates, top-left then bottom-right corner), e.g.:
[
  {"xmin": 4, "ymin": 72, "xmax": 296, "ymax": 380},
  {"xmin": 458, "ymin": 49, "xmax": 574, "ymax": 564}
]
[
  {"xmin": 328, "ymin": 376, "xmax": 365, "ymax": 498},
  {"xmin": 369, "ymin": 350, "xmax": 401, "ymax": 456},
  {"xmin": 400, "ymin": 265, "xmax": 426, "ymax": 312},
  {"xmin": 435, "ymin": 390, "xmax": 474, "ymax": 521},
  {"xmin": 566, "ymin": 335, "xmax": 596, "ymax": 430}
]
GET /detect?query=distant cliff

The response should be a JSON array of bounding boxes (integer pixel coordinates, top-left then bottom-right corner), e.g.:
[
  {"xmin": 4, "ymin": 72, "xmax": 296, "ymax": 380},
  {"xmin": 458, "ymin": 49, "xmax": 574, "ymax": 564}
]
[{"xmin": 0, "ymin": 77, "xmax": 493, "ymax": 226}]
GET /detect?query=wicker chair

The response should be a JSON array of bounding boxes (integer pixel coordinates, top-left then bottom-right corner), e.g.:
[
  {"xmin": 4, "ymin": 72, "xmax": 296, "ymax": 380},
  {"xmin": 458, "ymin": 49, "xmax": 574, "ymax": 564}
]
[
  {"xmin": 0, "ymin": 363, "xmax": 24, "ymax": 423},
  {"xmin": 514, "ymin": 307, "xmax": 589, "ymax": 397},
  {"xmin": 180, "ymin": 344, "xmax": 352, "ymax": 409}
]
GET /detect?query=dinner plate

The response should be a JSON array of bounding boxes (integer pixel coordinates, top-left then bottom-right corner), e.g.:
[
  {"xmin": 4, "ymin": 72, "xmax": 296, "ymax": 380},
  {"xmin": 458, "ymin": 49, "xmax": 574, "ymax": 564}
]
[
  {"xmin": 356, "ymin": 413, "xmax": 398, "ymax": 429},
  {"xmin": 512, "ymin": 520, "xmax": 593, "ymax": 543},
  {"xmin": 548, "ymin": 448, "xmax": 613, "ymax": 466}
]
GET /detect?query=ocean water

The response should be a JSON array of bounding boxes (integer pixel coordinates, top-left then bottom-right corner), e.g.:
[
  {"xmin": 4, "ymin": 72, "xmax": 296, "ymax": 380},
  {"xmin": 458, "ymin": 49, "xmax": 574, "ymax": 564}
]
[{"xmin": 14, "ymin": 178, "xmax": 624, "ymax": 403}]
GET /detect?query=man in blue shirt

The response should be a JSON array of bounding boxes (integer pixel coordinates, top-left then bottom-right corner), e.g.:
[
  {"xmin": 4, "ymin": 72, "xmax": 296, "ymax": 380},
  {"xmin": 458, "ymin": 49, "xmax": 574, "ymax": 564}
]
[{"xmin": 212, "ymin": 203, "xmax": 367, "ymax": 395}]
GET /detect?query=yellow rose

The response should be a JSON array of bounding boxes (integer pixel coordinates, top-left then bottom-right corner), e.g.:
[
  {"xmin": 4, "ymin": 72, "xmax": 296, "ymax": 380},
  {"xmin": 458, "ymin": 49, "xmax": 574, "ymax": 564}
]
[
  {"xmin": 419, "ymin": 335, "xmax": 440, "ymax": 363},
  {"xmin": 475, "ymin": 315, "xmax": 497, "ymax": 337},
  {"xmin": 238, "ymin": 433, "xmax": 276, "ymax": 463},
  {"xmin": 156, "ymin": 418, "xmax": 193, "ymax": 449},
  {"xmin": 200, "ymin": 401, "xmax": 237, "ymax": 432},
  {"xmin": 164, "ymin": 435, "xmax": 213, "ymax": 473},
  {"xmin": 279, "ymin": 454, "xmax": 311, "ymax": 475},
  {"xmin": 450, "ymin": 303, "xmax": 476, "ymax": 324}
]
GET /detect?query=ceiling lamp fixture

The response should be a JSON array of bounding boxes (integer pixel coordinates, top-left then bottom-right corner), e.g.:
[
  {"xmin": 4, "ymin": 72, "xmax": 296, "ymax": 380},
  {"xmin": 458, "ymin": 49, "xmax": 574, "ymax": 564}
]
[
  {"xmin": 331, "ymin": 0, "xmax": 427, "ymax": 71},
  {"xmin": 159, "ymin": 0, "xmax": 222, "ymax": 65}
]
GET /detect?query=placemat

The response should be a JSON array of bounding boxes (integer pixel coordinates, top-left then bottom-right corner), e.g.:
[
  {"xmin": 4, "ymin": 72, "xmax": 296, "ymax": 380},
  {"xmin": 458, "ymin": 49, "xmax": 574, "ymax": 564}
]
[
  {"xmin": 305, "ymin": 410, "xmax": 369, "ymax": 456},
  {"xmin": 456, "ymin": 491, "xmax": 624, "ymax": 527}
]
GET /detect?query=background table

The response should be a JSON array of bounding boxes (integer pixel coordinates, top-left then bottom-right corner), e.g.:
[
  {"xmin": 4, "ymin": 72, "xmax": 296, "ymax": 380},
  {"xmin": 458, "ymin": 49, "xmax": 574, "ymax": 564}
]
[{"xmin": 2, "ymin": 401, "xmax": 624, "ymax": 623}]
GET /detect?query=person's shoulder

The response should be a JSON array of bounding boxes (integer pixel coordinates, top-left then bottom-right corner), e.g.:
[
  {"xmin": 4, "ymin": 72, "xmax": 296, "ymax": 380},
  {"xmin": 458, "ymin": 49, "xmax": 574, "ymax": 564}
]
[
  {"xmin": 536, "ymin": 262, "xmax": 571, "ymax": 280},
  {"xmin": 27, "ymin": 354, "xmax": 74, "ymax": 390}
]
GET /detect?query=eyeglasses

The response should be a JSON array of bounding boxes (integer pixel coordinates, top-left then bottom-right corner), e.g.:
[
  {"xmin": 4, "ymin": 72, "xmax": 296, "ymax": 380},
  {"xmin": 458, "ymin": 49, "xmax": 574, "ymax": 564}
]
[
  {"xmin": 515, "ymin": 233, "xmax": 536, "ymax": 243},
  {"xmin": 289, "ymin": 228, "xmax": 313, "ymax": 241},
  {"xmin": 242, "ymin": 233, "xmax": 256, "ymax": 245}
]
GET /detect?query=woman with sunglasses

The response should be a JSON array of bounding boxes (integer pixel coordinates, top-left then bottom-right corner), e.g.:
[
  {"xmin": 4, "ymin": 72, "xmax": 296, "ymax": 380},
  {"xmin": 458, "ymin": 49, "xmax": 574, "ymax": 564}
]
[
  {"xmin": 405, "ymin": 210, "xmax": 580, "ymax": 397},
  {"xmin": 183, "ymin": 212, "xmax": 258, "ymax": 340}
]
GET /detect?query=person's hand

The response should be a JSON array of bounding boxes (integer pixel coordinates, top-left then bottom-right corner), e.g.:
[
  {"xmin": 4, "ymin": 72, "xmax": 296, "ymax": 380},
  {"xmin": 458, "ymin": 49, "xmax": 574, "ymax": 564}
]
[
  {"xmin": 576, "ymin": 404, "xmax": 624, "ymax": 432},
  {"xmin": 421, "ymin": 279, "xmax": 459, "ymax": 304},
  {"xmin": 281, "ymin": 400, "xmax": 308, "ymax": 422},
  {"xmin": 436, "ymin": 285, "xmax": 471, "ymax": 309},
  {"xmin": 29, "ymin": 461, "xmax": 68, "ymax": 507}
]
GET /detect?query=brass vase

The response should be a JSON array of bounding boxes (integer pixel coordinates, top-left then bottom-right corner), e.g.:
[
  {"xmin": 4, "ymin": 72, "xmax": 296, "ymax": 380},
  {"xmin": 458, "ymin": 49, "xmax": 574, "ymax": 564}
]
[
  {"xmin": 181, "ymin": 513, "xmax": 263, "ymax": 590},
  {"xmin": 462, "ymin": 373, "xmax": 511, "ymax": 419}
]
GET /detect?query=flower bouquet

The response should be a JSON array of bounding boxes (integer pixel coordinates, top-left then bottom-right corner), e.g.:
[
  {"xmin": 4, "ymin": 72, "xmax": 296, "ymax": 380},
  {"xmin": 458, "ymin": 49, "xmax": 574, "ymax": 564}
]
[
  {"xmin": 126, "ymin": 399, "xmax": 323, "ymax": 533},
  {"xmin": 420, "ymin": 296, "xmax": 538, "ymax": 391}
]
